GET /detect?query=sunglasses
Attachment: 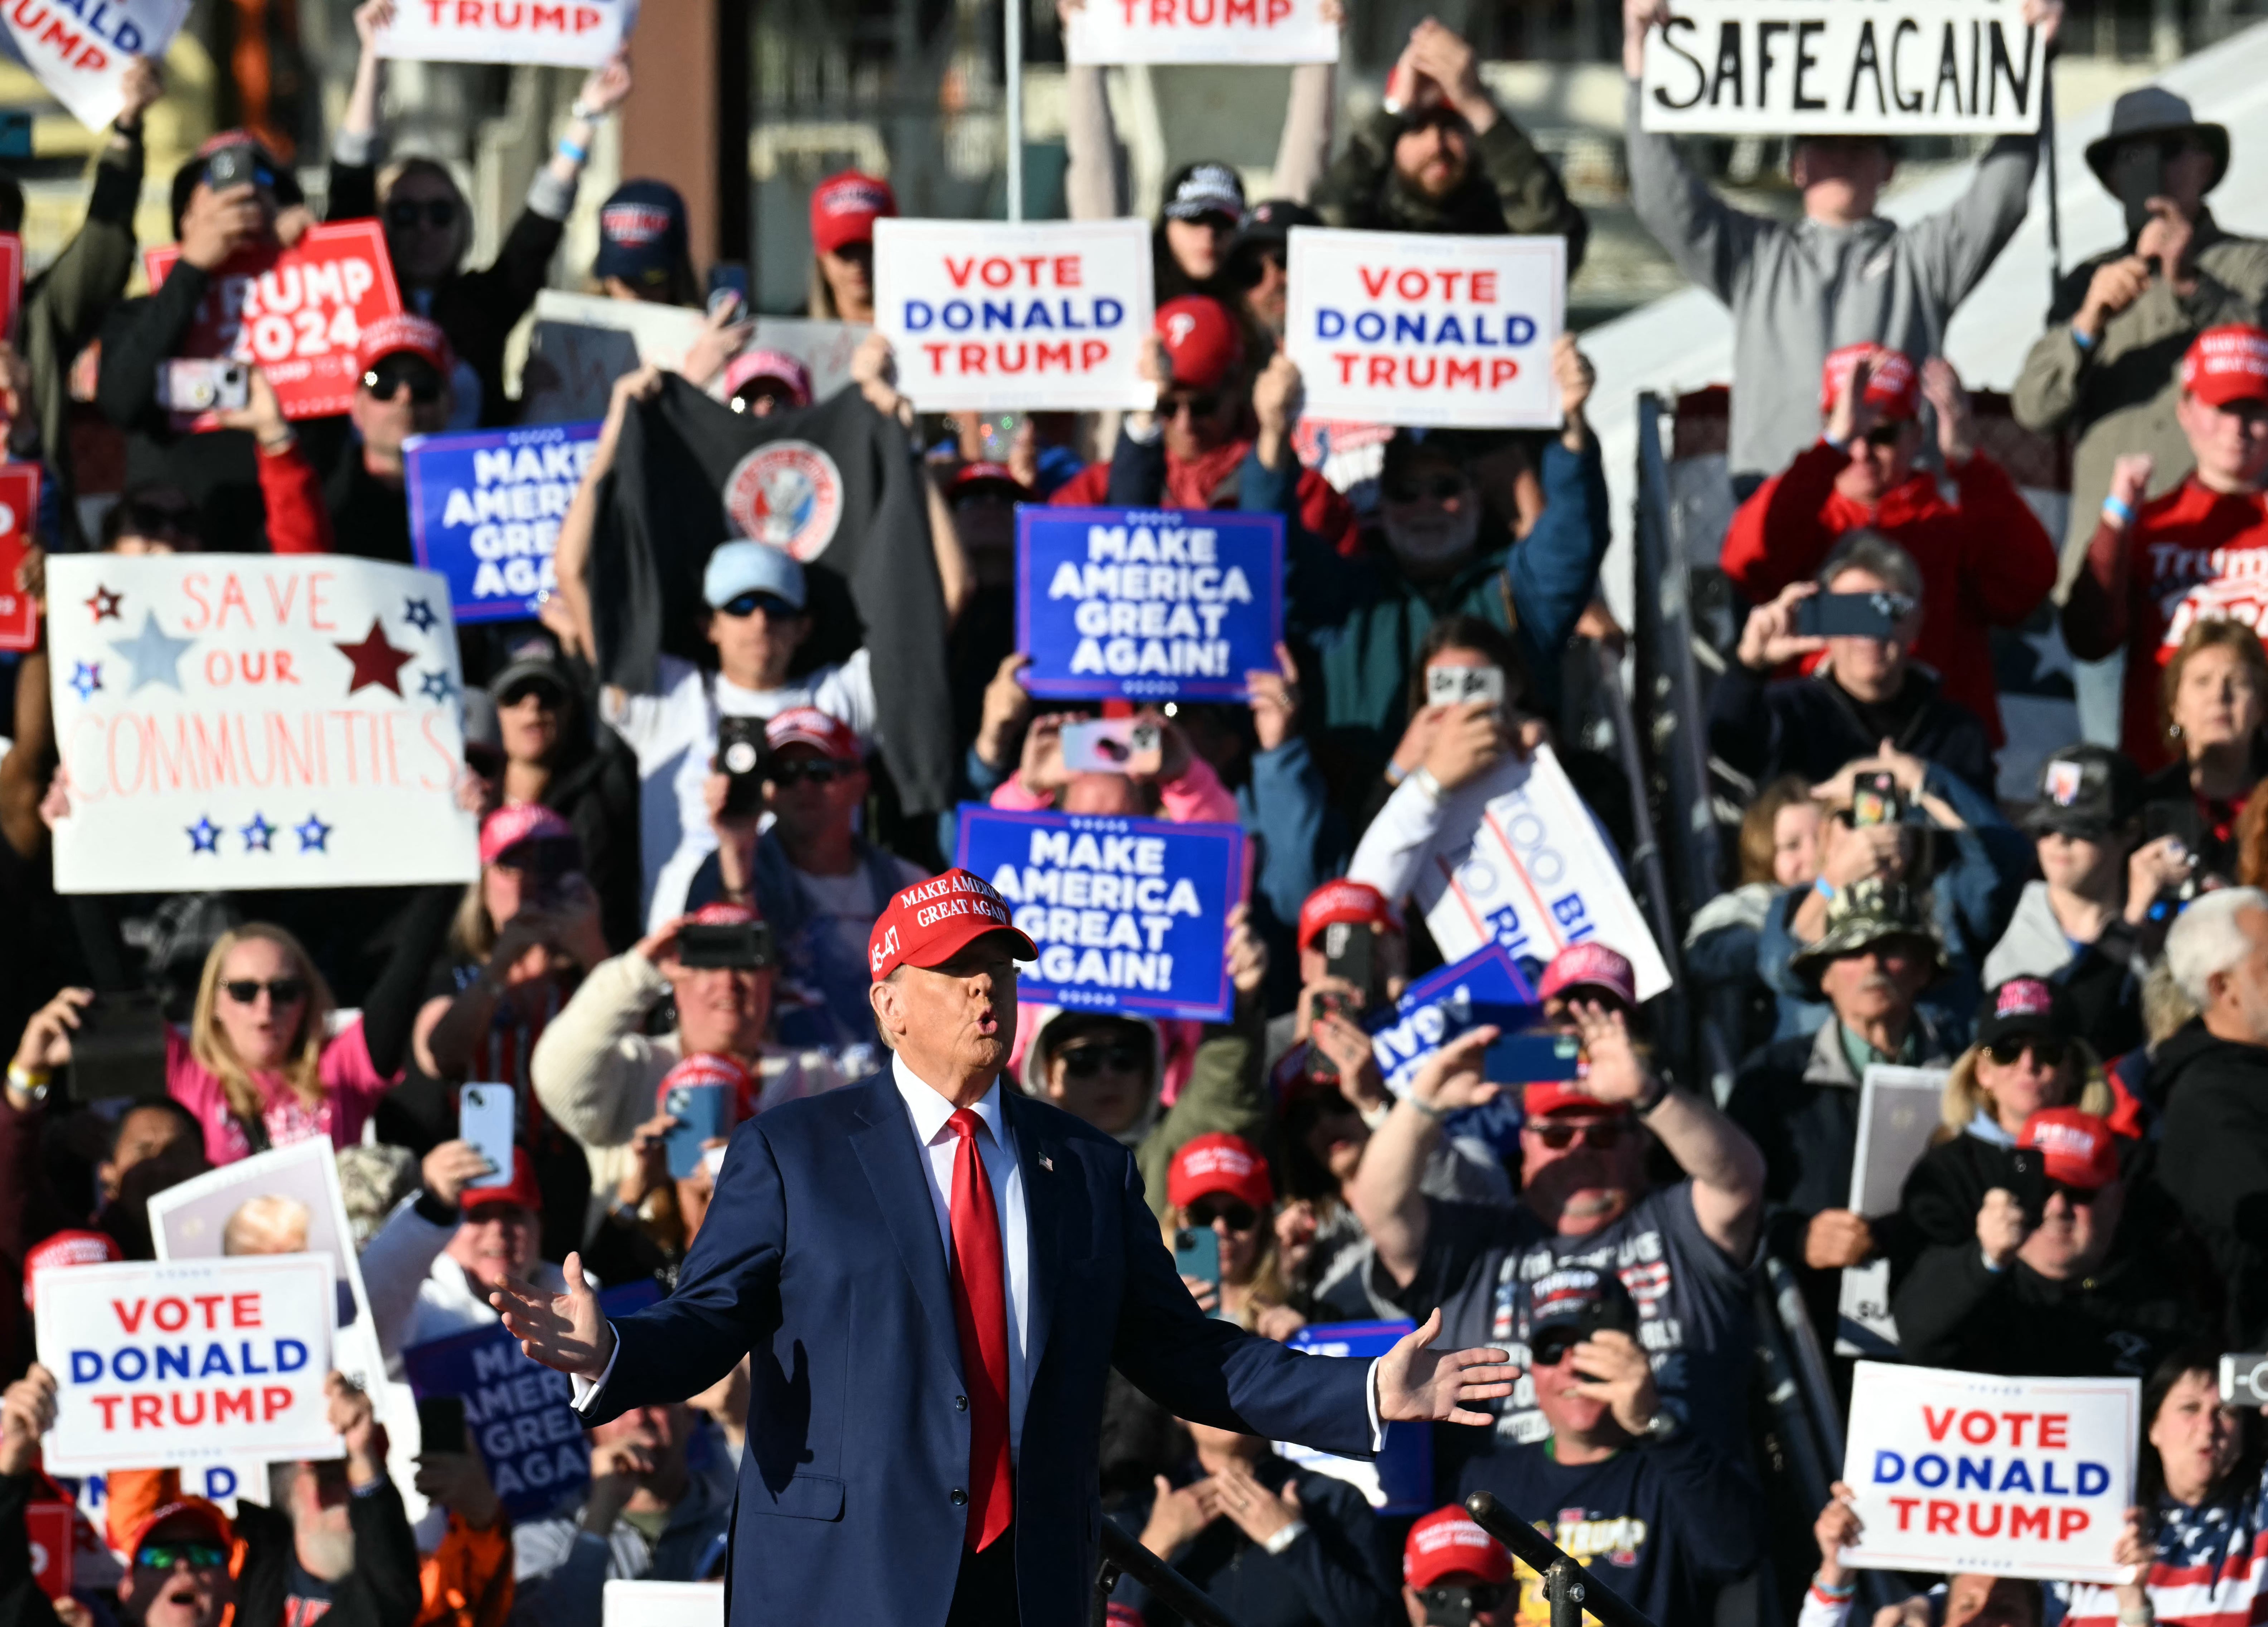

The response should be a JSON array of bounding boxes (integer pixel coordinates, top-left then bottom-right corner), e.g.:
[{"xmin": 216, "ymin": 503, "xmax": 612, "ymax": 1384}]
[
  {"xmin": 495, "ymin": 836, "xmax": 583, "ymax": 877},
  {"xmin": 2045, "ymin": 1179, "xmax": 2107, "ymax": 1208},
  {"xmin": 136, "ymin": 1541, "xmax": 228, "ymax": 1570},
  {"xmin": 1860, "ymin": 422, "xmax": 1907, "ymax": 448},
  {"xmin": 1187, "ymin": 1199, "xmax": 1260, "ymax": 1231},
  {"xmin": 717, "ymin": 592, "xmax": 800, "ymax": 621},
  {"xmin": 1984, "ymin": 1036, "xmax": 2068, "ymax": 1069},
  {"xmin": 1530, "ymin": 1331, "xmax": 1586, "ymax": 1367},
  {"xmin": 1160, "ymin": 390, "xmax": 1222, "ymax": 422},
  {"xmin": 387, "ymin": 198, "xmax": 458, "ymax": 231},
  {"xmin": 1421, "ymin": 1584, "xmax": 1511, "ymax": 1613},
  {"xmin": 362, "ymin": 358, "xmax": 445, "ymax": 405},
  {"xmin": 223, "ymin": 977, "xmax": 306, "ymax": 1007},
  {"xmin": 1526, "ymin": 1120, "xmax": 1627, "ymax": 1151},
  {"xmin": 768, "ymin": 759, "xmax": 853, "ymax": 787},
  {"xmin": 496, "ymin": 678, "xmax": 564, "ymax": 710},
  {"xmin": 1384, "ymin": 472, "xmax": 1467, "ymax": 504},
  {"xmin": 1057, "ymin": 1042, "xmax": 1147, "ymax": 1080}
]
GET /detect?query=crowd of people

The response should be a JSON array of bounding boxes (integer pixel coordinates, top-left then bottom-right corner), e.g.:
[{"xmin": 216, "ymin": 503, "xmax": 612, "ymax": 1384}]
[{"xmin": 3, "ymin": 0, "xmax": 2268, "ymax": 1622}]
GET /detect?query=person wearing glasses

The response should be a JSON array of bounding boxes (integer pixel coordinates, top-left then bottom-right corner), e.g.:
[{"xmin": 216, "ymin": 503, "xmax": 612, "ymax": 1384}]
[
  {"xmin": 1346, "ymin": 976, "xmax": 1767, "ymax": 1472},
  {"xmin": 1894, "ymin": 1106, "xmax": 2205, "ymax": 1377},
  {"xmin": 1720, "ymin": 345, "xmax": 2057, "ymax": 766},
  {"xmin": 1399, "ymin": 1507, "xmax": 1516, "ymax": 1627},
  {"xmin": 1159, "ymin": 1132, "xmax": 1303, "ymax": 1341},
  {"xmin": 1713, "ymin": 531, "xmax": 1999, "ymax": 798},
  {"xmin": 331, "ymin": 1, "xmax": 634, "ymax": 427},
  {"xmin": 1454, "ymin": 1269, "xmax": 1761, "ymax": 1627},
  {"xmin": 688, "ymin": 707, "xmax": 926, "ymax": 1064}
]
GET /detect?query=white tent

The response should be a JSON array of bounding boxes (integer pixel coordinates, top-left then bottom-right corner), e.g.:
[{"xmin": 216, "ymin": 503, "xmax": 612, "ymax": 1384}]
[{"xmin": 1584, "ymin": 18, "xmax": 2268, "ymax": 619}]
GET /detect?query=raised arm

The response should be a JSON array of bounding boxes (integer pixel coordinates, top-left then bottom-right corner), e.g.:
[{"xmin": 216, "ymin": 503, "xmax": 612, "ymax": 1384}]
[
  {"xmin": 551, "ymin": 364, "xmax": 662, "ymax": 661},
  {"xmin": 1058, "ymin": 0, "xmax": 1124, "ymax": 220},
  {"xmin": 1345, "ymin": 1027, "xmax": 1498, "ymax": 1285},
  {"xmin": 1620, "ymin": 0, "xmax": 1767, "ymax": 304}
]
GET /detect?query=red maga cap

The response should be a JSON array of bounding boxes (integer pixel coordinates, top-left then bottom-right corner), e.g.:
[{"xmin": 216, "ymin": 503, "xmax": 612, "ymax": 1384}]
[
  {"xmin": 1522, "ymin": 1081, "xmax": 1625, "ymax": 1121},
  {"xmin": 1296, "ymin": 879, "xmax": 1401, "ymax": 952},
  {"xmin": 1404, "ymin": 1507, "xmax": 1513, "ymax": 1588},
  {"xmin": 2182, "ymin": 324, "xmax": 2268, "ymax": 407},
  {"xmin": 810, "ymin": 170, "xmax": 897, "ymax": 255},
  {"xmin": 1156, "ymin": 296, "xmax": 1241, "ymax": 395},
  {"xmin": 1167, "ymin": 1132, "xmax": 1274, "ymax": 1211},
  {"xmin": 125, "ymin": 1497, "xmax": 233, "ymax": 1560},
  {"xmin": 765, "ymin": 706, "xmax": 863, "ymax": 763},
  {"xmin": 868, "ymin": 869, "xmax": 1036, "ymax": 982},
  {"xmin": 1537, "ymin": 941, "xmax": 1638, "ymax": 1007},
  {"xmin": 2019, "ymin": 1107, "xmax": 2120, "ymax": 1191},
  {"xmin": 479, "ymin": 803, "xmax": 577, "ymax": 868},
  {"xmin": 1818, "ymin": 343, "xmax": 1920, "ymax": 422},
  {"xmin": 463, "ymin": 1152, "xmax": 543, "ymax": 1214},
  {"xmin": 658, "ymin": 1050, "xmax": 757, "ymax": 1123},
  {"xmin": 724, "ymin": 348, "xmax": 814, "ymax": 408},
  {"xmin": 22, "ymin": 1229, "xmax": 121, "ymax": 1310},
  {"xmin": 357, "ymin": 312, "xmax": 454, "ymax": 377}
]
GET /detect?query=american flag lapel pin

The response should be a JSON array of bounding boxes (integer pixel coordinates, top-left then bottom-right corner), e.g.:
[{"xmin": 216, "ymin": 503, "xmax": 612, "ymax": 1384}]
[{"xmin": 1039, "ymin": 1153, "xmax": 1055, "ymax": 1173}]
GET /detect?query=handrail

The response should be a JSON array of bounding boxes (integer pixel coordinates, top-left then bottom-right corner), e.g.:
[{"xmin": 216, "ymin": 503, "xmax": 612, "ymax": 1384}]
[
  {"xmin": 1094, "ymin": 1519, "xmax": 1243, "ymax": 1627},
  {"xmin": 1465, "ymin": 1492, "xmax": 1662, "ymax": 1627}
]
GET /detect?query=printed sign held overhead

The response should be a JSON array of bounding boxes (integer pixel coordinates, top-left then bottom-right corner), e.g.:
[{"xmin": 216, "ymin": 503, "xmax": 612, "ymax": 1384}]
[
  {"xmin": 1286, "ymin": 228, "xmax": 1564, "ymax": 429},
  {"xmin": 0, "ymin": 464, "xmax": 41, "ymax": 652},
  {"xmin": 1640, "ymin": 0, "xmax": 2046, "ymax": 135},
  {"xmin": 407, "ymin": 421, "xmax": 601, "ymax": 624},
  {"xmin": 875, "ymin": 218, "xmax": 1157, "ymax": 412},
  {"xmin": 2, "ymin": 0, "xmax": 189, "ymax": 128},
  {"xmin": 376, "ymin": 0, "xmax": 634, "ymax": 66},
  {"xmin": 1065, "ymin": 0, "xmax": 1338, "ymax": 64}
]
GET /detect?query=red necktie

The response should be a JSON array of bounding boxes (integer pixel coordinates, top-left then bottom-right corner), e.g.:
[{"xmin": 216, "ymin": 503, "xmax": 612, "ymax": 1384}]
[{"xmin": 945, "ymin": 1107, "xmax": 1013, "ymax": 1550}]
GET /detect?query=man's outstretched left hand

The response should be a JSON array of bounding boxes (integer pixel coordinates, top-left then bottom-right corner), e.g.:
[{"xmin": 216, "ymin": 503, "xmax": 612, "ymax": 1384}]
[{"xmin": 1374, "ymin": 1308, "xmax": 1517, "ymax": 1426}]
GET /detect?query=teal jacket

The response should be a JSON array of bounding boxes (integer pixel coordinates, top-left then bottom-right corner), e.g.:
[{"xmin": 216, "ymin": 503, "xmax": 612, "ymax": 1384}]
[{"xmin": 1241, "ymin": 438, "xmax": 1610, "ymax": 796}]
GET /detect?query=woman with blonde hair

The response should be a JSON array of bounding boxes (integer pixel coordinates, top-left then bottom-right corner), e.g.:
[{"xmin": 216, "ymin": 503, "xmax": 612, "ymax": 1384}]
[
  {"xmin": 13, "ymin": 888, "xmax": 456, "ymax": 1166},
  {"xmin": 2144, "ymin": 617, "xmax": 2268, "ymax": 884},
  {"xmin": 1163, "ymin": 1133, "xmax": 1304, "ymax": 1342},
  {"xmin": 1886, "ymin": 976, "xmax": 2113, "ymax": 1275}
]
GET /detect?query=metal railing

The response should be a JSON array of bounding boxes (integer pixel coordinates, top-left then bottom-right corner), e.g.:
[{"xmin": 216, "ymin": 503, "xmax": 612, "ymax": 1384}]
[
  {"xmin": 1094, "ymin": 1520, "xmax": 1242, "ymax": 1627},
  {"xmin": 1466, "ymin": 1492, "xmax": 1662, "ymax": 1627}
]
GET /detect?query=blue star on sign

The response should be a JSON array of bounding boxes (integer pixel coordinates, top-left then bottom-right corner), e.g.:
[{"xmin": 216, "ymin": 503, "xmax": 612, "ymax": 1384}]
[
  {"xmin": 417, "ymin": 668, "xmax": 457, "ymax": 703},
  {"xmin": 186, "ymin": 816, "xmax": 220, "ymax": 854},
  {"xmin": 67, "ymin": 661, "xmax": 102, "ymax": 702},
  {"xmin": 109, "ymin": 610, "xmax": 195, "ymax": 694},
  {"xmin": 403, "ymin": 598, "xmax": 438, "ymax": 634},
  {"xmin": 295, "ymin": 813, "xmax": 332, "ymax": 853},
  {"xmin": 240, "ymin": 813, "xmax": 276, "ymax": 852}
]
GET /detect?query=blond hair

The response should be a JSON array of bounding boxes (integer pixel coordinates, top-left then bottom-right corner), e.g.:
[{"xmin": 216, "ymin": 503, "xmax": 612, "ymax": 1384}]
[
  {"xmin": 1936, "ymin": 1038, "xmax": 2110, "ymax": 1141},
  {"xmin": 190, "ymin": 925, "xmax": 336, "ymax": 1125},
  {"xmin": 1159, "ymin": 1207, "xmax": 1291, "ymax": 1333},
  {"xmin": 223, "ymin": 1193, "xmax": 311, "ymax": 1256}
]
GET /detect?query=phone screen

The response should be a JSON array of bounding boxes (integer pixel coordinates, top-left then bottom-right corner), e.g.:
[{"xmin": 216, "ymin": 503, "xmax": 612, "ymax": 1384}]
[
  {"xmin": 1796, "ymin": 592, "xmax": 1906, "ymax": 640},
  {"xmin": 417, "ymin": 1396, "xmax": 468, "ymax": 1455},
  {"xmin": 1426, "ymin": 665, "xmax": 1505, "ymax": 708},
  {"xmin": 1060, "ymin": 719, "xmax": 1162, "ymax": 775},
  {"xmin": 458, "ymin": 1084, "xmax": 517, "ymax": 1190},
  {"xmin": 1482, "ymin": 1030, "xmax": 1585, "ymax": 1084},
  {"xmin": 1850, "ymin": 772, "xmax": 1903, "ymax": 828}
]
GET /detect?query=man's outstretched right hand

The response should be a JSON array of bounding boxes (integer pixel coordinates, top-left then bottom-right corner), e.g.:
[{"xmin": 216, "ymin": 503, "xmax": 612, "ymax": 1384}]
[{"xmin": 492, "ymin": 1252, "xmax": 615, "ymax": 1382}]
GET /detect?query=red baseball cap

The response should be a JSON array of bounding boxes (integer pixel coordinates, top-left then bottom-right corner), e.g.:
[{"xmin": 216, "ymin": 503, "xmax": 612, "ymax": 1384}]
[
  {"xmin": 1404, "ymin": 1507, "xmax": 1513, "ymax": 1589},
  {"xmin": 1167, "ymin": 1133, "xmax": 1275, "ymax": 1211},
  {"xmin": 463, "ymin": 1152, "xmax": 543, "ymax": 1214},
  {"xmin": 1522, "ymin": 1081, "xmax": 1624, "ymax": 1120},
  {"xmin": 1537, "ymin": 942, "xmax": 1638, "ymax": 1008},
  {"xmin": 357, "ymin": 312, "xmax": 454, "ymax": 378},
  {"xmin": 2019, "ymin": 1107, "xmax": 2121, "ymax": 1192},
  {"xmin": 1156, "ymin": 296, "xmax": 1241, "ymax": 395},
  {"xmin": 2181, "ymin": 324, "xmax": 2268, "ymax": 407},
  {"xmin": 125, "ymin": 1497, "xmax": 233, "ymax": 1561},
  {"xmin": 479, "ymin": 803, "xmax": 577, "ymax": 868},
  {"xmin": 1818, "ymin": 343, "xmax": 1920, "ymax": 422},
  {"xmin": 766, "ymin": 706, "xmax": 863, "ymax": 763},
  {"xmin": 810, "ymin": 170, "xmax": 897, "ymax": 256},
  {"xmin": 1297, "ymin": 880, "xmax": 1401, "ymax": 952},
  {"xmin": 691, "ymin": 900, "xmax": 761, "ymax": 928},
  {"xmin": 868, "ymin": 869, "xmax": 1037, "ymax": 982},
  {"xmin": 658, "ymin": 1050, "xmax": 757, "ymax": 1122},
  {"xmin": 724, "ymin": 348, "xmax": 814, "ymax": 409},
  {"xmin": 951, "ymin": 462, "xmax": 1034, "ymax": 500},
  {"xmin": 22, "ymin": 1229, "xmax": 121, "ymax": 1310}
]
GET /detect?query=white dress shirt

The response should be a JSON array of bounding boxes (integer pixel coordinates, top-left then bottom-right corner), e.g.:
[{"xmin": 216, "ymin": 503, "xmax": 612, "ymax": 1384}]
[{"xmin": 889, "ymin": 1053, "xmax": 1034, "ymax": 1458}]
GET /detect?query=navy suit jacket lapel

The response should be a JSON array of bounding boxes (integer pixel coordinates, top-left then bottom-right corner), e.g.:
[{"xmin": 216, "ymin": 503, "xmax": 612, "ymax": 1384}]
[
  {"xmin": 1005, "ymin": 1090, "xmax": 1062, "ymax": 1377},
  {"xmin": 847, "ymin": 1077, "xmax": 964, "ymax": 1381}
]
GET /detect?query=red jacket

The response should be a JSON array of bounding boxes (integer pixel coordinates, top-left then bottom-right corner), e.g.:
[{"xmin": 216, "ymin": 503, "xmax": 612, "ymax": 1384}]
[
  {"xmin": 255, "ymin": 439, "xmax": 334, "ymax": 555},
  {"xmin": 1720, "ymin": 442, "xmax": 2057, "ymax": 747},
  {"xmin": 1048, "ymin": 438, "xmax": 1357, "ymax": 555},
  {"xmin": 2061, "ymin": 477, "xmax": 2268, "ymax": 771}
]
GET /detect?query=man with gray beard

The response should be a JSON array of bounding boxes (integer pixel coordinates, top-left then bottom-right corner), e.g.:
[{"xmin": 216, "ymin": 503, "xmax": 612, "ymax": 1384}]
[{"xmin": 1728, "ymin": 878, "xmax": 1958, "ymax": 1333}]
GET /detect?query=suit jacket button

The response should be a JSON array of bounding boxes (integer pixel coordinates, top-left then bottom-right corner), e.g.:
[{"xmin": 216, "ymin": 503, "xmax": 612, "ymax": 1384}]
[
  {"xmin": 950, "ymin": 1488, "xmax": 969, "ymax": 1506},
  {"xmin": 955, "ymin": 1395, "xmax": 969, "ymax": 1411}
]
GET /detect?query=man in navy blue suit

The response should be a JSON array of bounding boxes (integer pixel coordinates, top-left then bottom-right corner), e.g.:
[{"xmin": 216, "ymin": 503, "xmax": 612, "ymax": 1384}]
[{"xmin": 494, "ymin": 868, "xmax": 1519, "ymax": 1625}]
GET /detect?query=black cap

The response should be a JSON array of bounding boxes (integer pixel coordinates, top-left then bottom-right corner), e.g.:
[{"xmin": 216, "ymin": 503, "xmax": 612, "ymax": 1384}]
[
  {"xmin": 2027, "ymin": 744, "xmax": 2143, "ymax": 840},
  {"xmin": 1161, "ymin": 161, "xmax": 1245, "ymax": 223},
  {"xmin": 1231, "ymin": 198, "xmax": 1320, "ymax": 254},
  {"xmin": 487, "ymin": 630, "xmax": 574, "ymax": 707},
  {"xmin": 1973, "ymin": 977, "xmax": 2075, "ymax": 1052},
  {"xmin": 1525, "ymin": 1266, "xmax": 1638, "ymax": 1362}
]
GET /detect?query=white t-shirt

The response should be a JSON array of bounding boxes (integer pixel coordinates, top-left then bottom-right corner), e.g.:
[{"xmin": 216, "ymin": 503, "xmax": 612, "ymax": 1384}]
[
  {"xmin": 793, "ymin": 858, "xmax": 926, "ymax": 979},
  {"xmin": 602, "ymin": 650, "xmax": 878, "ymax": 930}
]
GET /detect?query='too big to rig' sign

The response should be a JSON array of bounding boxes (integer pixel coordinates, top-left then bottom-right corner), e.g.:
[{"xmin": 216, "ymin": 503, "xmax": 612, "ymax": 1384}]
[
  {"xmin": 1286, "ymin": 227, "xmax": 1564, "ymax": 429},
  {"xmin": 876, "ymin": 218, "xmax": 1156, "ymax": 412},
  {"xmin": 1840, "ymin": 1362, "xmax": 2138, "ymax": 1583},
  {"xmin": 37, "ymin": 1254, "xmax": 340, "ymax": 1475}
]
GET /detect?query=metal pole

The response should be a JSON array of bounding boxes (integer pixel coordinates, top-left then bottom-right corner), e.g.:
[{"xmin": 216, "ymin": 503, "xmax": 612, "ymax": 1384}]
[
  {"xmin": 1545, "ymin": 1557, "xmax": 1590, "ymax": 1627},
  {"xmin": 1464, "ymin": 1494, "xmax": 1659, "ymax": 1627},
  {"xmin": 2041, "ymin": 40, "xmax": 2062, "ymax": 296},
  {"xmin": 1096, "ymin": 1522, "xmax": 1246, "ymax": 1627},
  {"xmin": 1005, "ymin": 0, "xmax": 1026, "ymax": 219}
]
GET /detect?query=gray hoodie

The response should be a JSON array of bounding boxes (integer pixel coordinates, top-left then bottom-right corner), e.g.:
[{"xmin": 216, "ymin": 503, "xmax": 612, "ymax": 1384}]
[{"xmin": 1623, "ymin": 82, "xmax": 2037, "ymax": 483}]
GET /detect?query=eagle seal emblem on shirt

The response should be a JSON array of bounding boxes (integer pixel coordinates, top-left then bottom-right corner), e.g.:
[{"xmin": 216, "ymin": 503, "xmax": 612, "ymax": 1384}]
[{"xmin": 724, "ymin": 440, "xmax": 845, "ymax": 561}]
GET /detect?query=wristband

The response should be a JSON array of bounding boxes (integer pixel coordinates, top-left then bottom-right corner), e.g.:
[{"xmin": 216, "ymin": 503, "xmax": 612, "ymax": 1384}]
[
  {"xmin": 2118, "ymin": 1605, "xmax": 2155, "ymax": 1626},
  {"xmin": 557, "ymin": 137, "xmax": 589, "ymax": 165},
  {"xmin": 1263, "ymin": 1519, "xmax": 1308, "ymax": 1555},
  {"xmin": 2071, "ymin": 323, "xmax": 2098, "ymax": 351},
  {"xmin": 1404, "ymin": 1094, "xmax": 1445, "ymax": 1121},
  {"xmin": 1407, "ymin": 765, "xmax": 1443, "ymax": 803},
  {"xmin": 1382, "ymin": 759, "xmax": 1408, "ymax": 788},
  {"xmin": 1633, "ymin": 1079, "xmax": 1670, "ymax": 1115},
  {"xmin": 7, "ymin": 1063, "xmax": 49, "ymax": 1102},
  {"xmin": 1821, "ymin": 430, "xmax": 1850, "ymax": 453},
  {"xmin": 568, "ymin": 98, "xmax": 608, "ymax": 122},
  {"xmin": 2103, "ymin": 493, "xmax": 2136, "ymax": 526},
  {"xmin": 1813, "ymin": 878, "xmax": 1836, "ymax": 902},
  {"xmin": 1810, "ymin": 1574, "xmax": 1856, "ymax": 1602},
  {"xmin": 1980, "ymin": 1246, "xmax": 2008, "ymax": 1275}
]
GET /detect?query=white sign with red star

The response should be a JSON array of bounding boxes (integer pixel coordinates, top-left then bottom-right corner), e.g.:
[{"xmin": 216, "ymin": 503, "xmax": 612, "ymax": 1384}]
[{"xmin": 44, "ymin": 554, "xmax": 480, "ymax": 893}]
